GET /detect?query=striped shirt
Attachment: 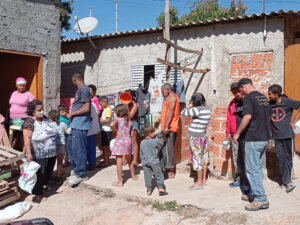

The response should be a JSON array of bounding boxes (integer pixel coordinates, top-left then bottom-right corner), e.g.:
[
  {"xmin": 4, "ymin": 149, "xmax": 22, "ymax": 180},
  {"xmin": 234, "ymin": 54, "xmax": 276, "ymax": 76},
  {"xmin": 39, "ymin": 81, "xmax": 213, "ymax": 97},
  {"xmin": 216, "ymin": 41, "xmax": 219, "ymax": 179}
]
[{"xmin": 181, "ymin": 106, "xmax": 211, "ymax": 137}]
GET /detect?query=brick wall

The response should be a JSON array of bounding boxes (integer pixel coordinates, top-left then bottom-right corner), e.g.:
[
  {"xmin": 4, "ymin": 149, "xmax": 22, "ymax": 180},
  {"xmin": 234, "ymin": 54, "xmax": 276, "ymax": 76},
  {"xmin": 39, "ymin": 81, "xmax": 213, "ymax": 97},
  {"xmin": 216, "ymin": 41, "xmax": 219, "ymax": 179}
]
[{"xmin": 174, "ymin": 116, "xmax": 191, "ymax": 164}]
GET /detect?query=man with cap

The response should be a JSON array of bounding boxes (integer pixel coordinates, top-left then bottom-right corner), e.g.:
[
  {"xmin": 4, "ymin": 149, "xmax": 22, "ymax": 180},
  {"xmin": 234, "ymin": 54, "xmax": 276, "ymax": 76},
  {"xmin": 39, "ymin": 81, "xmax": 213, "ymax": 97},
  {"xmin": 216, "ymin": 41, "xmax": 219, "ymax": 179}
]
[
  {"xmin": 226, "ymin": 82, "xmax": 249, "ymax": 194},
  {"xmin": 233, "ymin": 78, "xmax": 271, "ymax": 211}
]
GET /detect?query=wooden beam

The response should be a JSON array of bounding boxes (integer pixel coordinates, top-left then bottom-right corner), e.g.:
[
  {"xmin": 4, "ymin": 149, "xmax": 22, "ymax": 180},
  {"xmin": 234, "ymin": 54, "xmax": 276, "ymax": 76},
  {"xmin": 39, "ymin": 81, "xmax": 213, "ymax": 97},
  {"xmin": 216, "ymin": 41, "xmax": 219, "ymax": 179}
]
[
  {"xmin": 164, "ymin": 0, "xmax": 171, "ymax": 82},
  {"xmin": 157, "ymin": 58, "xmax": 210, "ymax": 74},
  {"xmin": 158, "ymin": 37, "xmax": 203, "ymax": 55}
]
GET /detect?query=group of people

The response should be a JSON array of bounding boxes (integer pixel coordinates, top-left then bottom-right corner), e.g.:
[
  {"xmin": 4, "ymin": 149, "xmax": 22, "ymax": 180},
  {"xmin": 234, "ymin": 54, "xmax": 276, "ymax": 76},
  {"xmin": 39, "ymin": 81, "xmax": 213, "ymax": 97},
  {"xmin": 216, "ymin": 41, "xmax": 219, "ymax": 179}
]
[
  {"xmin": 226, "ymin": 78, "xmax": 300, "ymax": 211},
  {"xmin": 8, "ymin": 73, "xmax": 300, "ymax": 211}
]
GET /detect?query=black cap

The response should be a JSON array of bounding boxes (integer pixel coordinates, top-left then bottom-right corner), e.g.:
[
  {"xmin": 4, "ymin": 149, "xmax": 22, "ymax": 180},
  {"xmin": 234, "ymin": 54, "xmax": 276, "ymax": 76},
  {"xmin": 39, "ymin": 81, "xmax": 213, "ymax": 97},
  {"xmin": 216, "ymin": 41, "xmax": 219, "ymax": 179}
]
[
  {"xmin": 230, "ymin": 82, "xmax": 239, "ymax": 91},
  {"xmin": 238, "ymin": 78, "xmax": 252, "ymax": 87}
]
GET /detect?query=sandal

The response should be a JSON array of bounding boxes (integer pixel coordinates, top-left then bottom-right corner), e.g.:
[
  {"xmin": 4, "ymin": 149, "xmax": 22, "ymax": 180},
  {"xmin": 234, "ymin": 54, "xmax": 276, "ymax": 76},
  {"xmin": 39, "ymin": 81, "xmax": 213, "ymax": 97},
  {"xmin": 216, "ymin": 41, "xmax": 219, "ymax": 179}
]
[
  {"xmin": 112, "ymin": 182, "xmax": 123, "ymax": 187},
  {"xmin": 159, "ymin": 191, "xmax": 168, "ymax": 196},
  {"xmin": 286, "ymin": 183, "xmax": 296, "ymax": 193},
  {"xmin": 191, "ymin": 185, "xmax": 203, "ymax": 191}
]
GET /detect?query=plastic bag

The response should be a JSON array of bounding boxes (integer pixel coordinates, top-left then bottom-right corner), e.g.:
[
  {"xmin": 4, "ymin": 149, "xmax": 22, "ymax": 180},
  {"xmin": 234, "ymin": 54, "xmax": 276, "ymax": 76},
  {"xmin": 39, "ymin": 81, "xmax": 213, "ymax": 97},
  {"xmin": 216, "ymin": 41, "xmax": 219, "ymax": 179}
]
[
  {"xmin": 18, "ymin": 159, "xmax": 41, "ymax": 194},
  {"xmin": 0, "ymin": 202, "xmax": 31, "ymax": 222},
  {"xmin": 293, "ymin": 120, "xmax": 300, "ymax": 134}
]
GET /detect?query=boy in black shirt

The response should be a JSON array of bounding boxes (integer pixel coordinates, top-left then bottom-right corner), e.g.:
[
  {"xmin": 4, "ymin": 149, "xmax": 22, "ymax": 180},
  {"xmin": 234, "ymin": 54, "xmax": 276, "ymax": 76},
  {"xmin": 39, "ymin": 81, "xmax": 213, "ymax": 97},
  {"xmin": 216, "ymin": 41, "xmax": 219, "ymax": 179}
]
[
  {"xmin": 268, "ymin": 84, "xmax": 300, "ymax": 193},
  {"xmin": 233, "ymin": 78, "xmax": 271, "ymax": 211}
]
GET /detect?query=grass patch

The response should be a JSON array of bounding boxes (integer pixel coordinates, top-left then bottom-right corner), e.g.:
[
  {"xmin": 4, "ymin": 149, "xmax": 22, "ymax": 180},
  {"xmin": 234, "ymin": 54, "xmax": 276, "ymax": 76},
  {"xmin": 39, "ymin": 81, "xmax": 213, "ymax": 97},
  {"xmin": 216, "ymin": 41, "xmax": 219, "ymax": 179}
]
[{"xmin": 152, "ymin": 200, "xmax": 180, "ymax": 211}]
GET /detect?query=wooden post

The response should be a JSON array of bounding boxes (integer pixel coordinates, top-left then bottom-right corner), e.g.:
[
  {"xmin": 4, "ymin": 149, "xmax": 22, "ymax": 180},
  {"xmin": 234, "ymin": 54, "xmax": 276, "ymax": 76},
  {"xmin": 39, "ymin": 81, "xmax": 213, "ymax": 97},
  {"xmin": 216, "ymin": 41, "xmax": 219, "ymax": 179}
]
[{"xmin": 164, "ymin": 0, "xmax": 171, "ymax": 82}]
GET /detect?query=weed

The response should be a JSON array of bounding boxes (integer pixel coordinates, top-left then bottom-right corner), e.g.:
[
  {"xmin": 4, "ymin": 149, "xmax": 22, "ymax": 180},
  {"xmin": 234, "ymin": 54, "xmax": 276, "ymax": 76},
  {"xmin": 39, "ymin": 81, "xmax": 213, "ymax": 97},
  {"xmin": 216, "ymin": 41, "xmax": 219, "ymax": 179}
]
[{"xmin": 152, "ymin": 200, "xmax": 180, "ymax": 211}]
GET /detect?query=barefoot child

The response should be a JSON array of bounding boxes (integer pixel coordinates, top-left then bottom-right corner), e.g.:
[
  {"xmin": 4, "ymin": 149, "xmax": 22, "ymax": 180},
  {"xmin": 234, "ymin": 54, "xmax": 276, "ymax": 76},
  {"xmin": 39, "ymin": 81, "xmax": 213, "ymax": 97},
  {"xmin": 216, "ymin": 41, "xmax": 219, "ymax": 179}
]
[
  {"xmin": 110, "ymin": 104, "xmax": 136, "ymax": 186},
  {"xmin": 140, "ymin": 125, "xmax": 168, "ymax": 196},
  {"xmin": 57, "ymin": 104, "xmax": 70, "ymax": 167}
]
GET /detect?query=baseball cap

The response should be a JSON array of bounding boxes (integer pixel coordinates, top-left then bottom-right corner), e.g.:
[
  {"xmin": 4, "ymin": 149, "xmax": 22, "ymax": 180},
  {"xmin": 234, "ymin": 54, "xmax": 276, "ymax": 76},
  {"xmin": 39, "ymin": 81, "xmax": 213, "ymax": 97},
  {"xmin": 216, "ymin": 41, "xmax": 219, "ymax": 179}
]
[
  {"xmin": 230, "ymin": 82, "xmax": 239, "ymax": 91},
  {"xmin": 238, "ymin": 78, "xmax": 252, "ymax": 87}
]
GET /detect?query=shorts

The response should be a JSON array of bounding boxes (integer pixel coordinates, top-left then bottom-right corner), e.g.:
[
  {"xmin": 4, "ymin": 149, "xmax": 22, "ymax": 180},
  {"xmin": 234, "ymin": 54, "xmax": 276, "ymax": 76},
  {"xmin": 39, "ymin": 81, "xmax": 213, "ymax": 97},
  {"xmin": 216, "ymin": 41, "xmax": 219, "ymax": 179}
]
[
  {"xmin": 56, "ymin": 145, "xmax": 66, "ymax": 154},
  {"xmin": 132, "ymin": 120, "xmax": 139, "ymax": 131},
  {"xmin": 101, "ymin": 131, "xmax": 112, "ymax": 147}
]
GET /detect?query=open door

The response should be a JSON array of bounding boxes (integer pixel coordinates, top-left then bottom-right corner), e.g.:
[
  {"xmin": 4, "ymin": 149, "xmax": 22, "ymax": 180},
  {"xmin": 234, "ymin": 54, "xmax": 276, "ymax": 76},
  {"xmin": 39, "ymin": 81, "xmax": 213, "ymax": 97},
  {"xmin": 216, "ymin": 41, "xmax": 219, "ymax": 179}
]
[
  {"xmin": 0, "ymin": 50, "xmax": 42, "ymax": 119},
  {"xmin": 285, "ymin": 43, "xmax": 300, "ymax": 151}
]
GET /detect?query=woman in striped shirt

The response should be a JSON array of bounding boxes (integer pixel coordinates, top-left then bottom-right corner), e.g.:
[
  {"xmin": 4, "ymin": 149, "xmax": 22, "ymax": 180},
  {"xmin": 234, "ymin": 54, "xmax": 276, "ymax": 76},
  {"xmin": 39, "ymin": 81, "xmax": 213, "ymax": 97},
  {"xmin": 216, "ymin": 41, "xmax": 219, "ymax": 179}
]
[{"xmin": 181, "ymin": 93, "xmax": 211, "ymax": 190}]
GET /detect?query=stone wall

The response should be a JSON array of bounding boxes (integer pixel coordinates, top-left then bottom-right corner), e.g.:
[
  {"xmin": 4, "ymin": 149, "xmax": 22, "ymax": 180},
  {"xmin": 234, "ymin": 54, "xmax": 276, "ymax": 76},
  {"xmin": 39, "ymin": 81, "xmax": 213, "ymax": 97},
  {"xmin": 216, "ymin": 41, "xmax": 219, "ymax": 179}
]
[{"xmin": 0, "ymin": 0, "xmax": 61, "ymax": 112}]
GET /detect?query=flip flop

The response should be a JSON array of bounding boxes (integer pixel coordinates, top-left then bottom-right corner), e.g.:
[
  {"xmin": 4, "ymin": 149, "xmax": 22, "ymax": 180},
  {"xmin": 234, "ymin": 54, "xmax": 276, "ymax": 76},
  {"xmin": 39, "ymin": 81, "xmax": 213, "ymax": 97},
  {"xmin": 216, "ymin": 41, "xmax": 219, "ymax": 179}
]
[
  {"xmin": 191, "ymin": 185, "xmax": 203, "ymax": 191},
  {"xmin": 286, "ymin": 183, "xmax": 296, "ymax": 193},
  {"xmin": 112, "ymin": 182, "xmax": 123, "ymax": 187},
  {"xmin": 159, "ymin": 191, "xmax": 168, "ymax": 196}
]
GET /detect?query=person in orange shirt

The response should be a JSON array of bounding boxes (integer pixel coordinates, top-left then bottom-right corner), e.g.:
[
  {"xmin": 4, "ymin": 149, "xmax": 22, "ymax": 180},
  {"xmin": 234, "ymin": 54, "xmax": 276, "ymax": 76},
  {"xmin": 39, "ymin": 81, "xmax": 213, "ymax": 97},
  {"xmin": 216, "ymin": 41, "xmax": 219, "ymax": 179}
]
[{"xmin": 160, "ymin": 83, "xmax": 180, "ymax": 178}]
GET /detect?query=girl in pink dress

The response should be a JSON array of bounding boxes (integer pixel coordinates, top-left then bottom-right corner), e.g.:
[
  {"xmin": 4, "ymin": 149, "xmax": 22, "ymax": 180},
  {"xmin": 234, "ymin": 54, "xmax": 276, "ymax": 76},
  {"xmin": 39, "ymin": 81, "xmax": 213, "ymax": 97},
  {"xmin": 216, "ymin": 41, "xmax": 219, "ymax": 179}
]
[{"xmin": 110, "ymin": 104, "xmax": 137, "ymax": 186}]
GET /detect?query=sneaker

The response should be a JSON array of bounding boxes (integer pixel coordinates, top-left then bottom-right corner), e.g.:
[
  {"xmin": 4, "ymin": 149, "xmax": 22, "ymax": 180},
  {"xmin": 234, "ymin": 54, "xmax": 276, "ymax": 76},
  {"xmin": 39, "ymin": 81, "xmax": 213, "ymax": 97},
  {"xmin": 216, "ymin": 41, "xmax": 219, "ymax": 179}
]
[
  {"xmin": 245, "ymin": 201, "xmax": 269, "ymax": 211},
  {"xmin": 241, "ymin": 194, "xmax": 254, "ymax": 202},
  {"xmin": 229, "ymin": 181, "xmax": 240, "ymax": 188},
  {"xmin": 286, "ymin": 183, "xmax": 296, "ymax": 193},
  {"xmin": 68, "ymin": 175, "xmax": 88, "ymax": 187}
]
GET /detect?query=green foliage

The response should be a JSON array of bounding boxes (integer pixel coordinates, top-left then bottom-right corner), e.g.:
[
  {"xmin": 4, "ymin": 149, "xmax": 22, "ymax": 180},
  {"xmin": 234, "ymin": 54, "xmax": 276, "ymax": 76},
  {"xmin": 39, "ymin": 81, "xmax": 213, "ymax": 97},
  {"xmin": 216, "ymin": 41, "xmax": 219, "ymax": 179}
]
[
  {"xmin": 156, "ymin": 0, "xmax": 248, "ymax": 26},
  {"xmin": 156, "ymin": 6, "xmax": 179, "ymax": 27},
  {"xmin": 152, "ymin": 200, "xmax": 180, "ymax": 211},
  {"xmin": 59, "ymin": 0, "xmax": 74, "ymax": 32}
]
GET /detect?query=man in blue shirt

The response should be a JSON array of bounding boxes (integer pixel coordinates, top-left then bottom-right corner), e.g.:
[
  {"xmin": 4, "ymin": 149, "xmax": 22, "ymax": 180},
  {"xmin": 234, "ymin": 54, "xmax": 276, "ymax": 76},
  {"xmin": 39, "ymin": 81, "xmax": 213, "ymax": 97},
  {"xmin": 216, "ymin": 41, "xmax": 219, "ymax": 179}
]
[{"xmin": 67, "ymin": 73, "xmax": 91, "ymax": 187}]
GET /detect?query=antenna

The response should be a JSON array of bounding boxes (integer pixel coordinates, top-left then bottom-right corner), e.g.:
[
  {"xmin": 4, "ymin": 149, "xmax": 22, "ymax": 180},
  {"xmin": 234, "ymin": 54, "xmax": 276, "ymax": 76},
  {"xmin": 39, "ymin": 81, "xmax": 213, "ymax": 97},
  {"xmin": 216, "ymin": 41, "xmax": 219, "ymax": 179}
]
[
  {"xmin": 113, "ymin": 0, "xmax": 118, "ymax": 33},
  {"xmin": 88, "ymin": 6, "xmax": 93, "ymax": 17}
]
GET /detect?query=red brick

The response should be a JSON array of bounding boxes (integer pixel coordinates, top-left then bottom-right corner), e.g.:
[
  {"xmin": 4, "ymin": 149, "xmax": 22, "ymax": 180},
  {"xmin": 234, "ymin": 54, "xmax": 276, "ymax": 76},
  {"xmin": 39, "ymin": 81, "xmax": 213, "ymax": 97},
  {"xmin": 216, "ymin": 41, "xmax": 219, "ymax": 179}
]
[
  {"xmin": 237, "ymin": 55, "xmax": 249, "ymax": 62},
  {"xmin": 266, "ymin": 61, "xmax": 272, "ymax": 68},
  {"xmin": 251, "ymin": 53, "xmax": 273, "ymax": 62},
  {"xmin": 231, "ymin": 56, "xmax": 237, "ymax": 63},
  {"xmin": 252, "ymin": 61, "xmax": 265, "ymax": 68}
]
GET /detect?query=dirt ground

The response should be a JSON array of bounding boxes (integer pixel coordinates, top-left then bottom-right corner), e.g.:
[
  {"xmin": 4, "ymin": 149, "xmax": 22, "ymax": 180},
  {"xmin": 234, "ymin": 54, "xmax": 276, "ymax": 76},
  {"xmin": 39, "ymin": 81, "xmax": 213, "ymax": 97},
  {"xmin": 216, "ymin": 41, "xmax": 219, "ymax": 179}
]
[{"xmin": 14, "ymin": 178, "xmax": 300, "ymax": 225}]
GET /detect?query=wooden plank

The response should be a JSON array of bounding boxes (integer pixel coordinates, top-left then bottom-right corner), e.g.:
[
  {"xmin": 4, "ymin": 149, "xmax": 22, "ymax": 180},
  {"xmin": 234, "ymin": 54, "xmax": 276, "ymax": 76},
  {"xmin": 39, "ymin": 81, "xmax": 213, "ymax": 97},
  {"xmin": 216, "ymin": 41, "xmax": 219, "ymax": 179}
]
[
  {"xmin": 0, "ymin": 187, "xmax": 17, "ymax": 196},
  {"xmin": 0, "ymin": 149, "xmax": 16, "ymax": 158},
  {"xmin": 0, "ymin": 191, "xmax": 20, "ymax": 208},
  {"xmin": 0, "ymin": 154, "xmax": 24, "ymax": 167},
  {"xmin": 0, "ymin": 145, "xmax": 24, "ymax": 156},
  {"xmin": 157, "ymin": 58, "xmax": 210, "ymax": 74},
  {"xmin": 158, "ymin": 37, "xmax": 203, "ymax": 55},
  {"xmin": 2, "ymin": 129, "xmax": 11, "ymax": 148}
]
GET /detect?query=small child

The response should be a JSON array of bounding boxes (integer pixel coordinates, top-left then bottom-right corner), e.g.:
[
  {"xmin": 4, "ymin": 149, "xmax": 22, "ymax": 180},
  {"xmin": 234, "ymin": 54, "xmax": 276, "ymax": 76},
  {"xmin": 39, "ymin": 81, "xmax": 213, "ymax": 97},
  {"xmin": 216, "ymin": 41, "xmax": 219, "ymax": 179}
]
[
  {"xmin": 57, "ymin": 104, "xmax": 70, "ymax": 167},
  {"xmin": 99, "ymin": 96, "xmax": 112, "ymax": 167},
  {"xmin": 140, "ymin": 125, "xmax": 168, "ymax": 196},
  {"xmin": 110, "ymin": 104, "xmax": 136, "ymax": 186}
]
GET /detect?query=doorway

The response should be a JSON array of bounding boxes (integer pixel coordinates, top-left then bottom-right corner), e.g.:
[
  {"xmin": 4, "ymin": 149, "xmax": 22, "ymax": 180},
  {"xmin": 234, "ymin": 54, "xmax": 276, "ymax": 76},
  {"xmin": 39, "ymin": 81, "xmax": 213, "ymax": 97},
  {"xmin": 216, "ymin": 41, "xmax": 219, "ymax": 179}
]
[
  {"xmin": 0, "ymin": 50, "xmax": 43, "ymax": 119},
  {"xmin": 284, "ymin": 43, "xmax": 300, "ymax": 151}
]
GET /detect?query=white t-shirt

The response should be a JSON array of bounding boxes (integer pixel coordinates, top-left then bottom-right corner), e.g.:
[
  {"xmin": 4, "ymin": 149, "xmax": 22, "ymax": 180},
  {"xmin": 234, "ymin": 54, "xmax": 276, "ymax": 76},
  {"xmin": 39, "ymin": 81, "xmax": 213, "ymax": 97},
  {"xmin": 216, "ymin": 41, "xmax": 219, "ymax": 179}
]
[{"xmin": 149, "ymin": 72, "xmax": 164, "ymax": 115}]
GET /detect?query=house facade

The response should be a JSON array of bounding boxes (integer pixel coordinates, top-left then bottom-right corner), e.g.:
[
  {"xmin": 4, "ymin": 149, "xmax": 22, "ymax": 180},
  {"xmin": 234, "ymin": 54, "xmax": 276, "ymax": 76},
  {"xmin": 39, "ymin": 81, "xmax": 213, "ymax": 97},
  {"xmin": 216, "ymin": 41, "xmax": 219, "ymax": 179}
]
[
  {"xmin": 0, "ymin": 0, "xmax": 61, "ymax": 115},
  {"xmin": 61, "ymin": 11, "xmax": 300, "ymax": 176}
]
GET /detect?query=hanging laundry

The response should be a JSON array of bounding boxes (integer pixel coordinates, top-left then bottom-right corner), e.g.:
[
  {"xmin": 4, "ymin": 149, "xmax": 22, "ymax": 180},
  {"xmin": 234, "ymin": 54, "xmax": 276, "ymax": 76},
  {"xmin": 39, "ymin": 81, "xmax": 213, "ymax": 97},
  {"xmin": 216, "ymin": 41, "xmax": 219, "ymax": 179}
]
[
  {"xmin": 148, "ymin": 72, "xmax": 164, "ymax": 115},
  {"xmin": 173, "ymin": 80, "xmax": 186, "ymax": 103},
  {"xmin": 136, "ymin": 84, "xmax": 150, "ymax": 117}
]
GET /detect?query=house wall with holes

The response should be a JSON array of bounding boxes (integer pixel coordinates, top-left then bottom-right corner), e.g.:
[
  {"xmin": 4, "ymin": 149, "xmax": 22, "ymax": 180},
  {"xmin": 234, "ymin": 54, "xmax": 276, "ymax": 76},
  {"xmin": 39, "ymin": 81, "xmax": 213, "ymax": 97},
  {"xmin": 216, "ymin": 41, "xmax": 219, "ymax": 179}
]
[
  {"xmin": 62, "ymin": 17, "xmax": 285, "ymax": 176},
  {"xmin": 0, "ymin": 0, "xmax": 61, "ymax": 113}
]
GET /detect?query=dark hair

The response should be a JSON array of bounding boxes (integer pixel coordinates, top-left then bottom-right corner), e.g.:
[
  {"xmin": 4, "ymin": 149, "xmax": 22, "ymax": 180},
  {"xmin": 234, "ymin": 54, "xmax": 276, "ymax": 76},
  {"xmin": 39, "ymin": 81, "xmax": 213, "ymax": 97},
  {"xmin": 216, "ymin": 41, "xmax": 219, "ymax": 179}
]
[
  {"xmin": 72, "ymin": 73, "xmax": 84, "ymax": 81},
  {"xmin": 238, "ymin": 78, "xmax": 252, "ymax": 87},
  {"xmin": 27, "ymin": 100, "xmax": 43, "ymax": 116},
  {"xmin": 124, "ymin": 89, "xmax": 137, "ymax": 102},
  {"xmin": 268, "ymin": 84, "xmax": 282, "ymax": 96},
  {"xmin": 88, "ymin": 84, "xmax": 97, "ymax": 93},
  {"xmin": 115, "ymin": 104, "xmax": 129, "ymax": 124},
  {"xmin": 143, "ymin": 125, "xmax": 155, "ymax": 137},
  {"xmin": 99, "ymin": 96, "xmax": 108, "ymax": 102},
  {"xmin": 48, "ymin": 110, "xmax": 60, "ymax": 122},
  {"xmin": 190, "ymin": 93, "xmax": 206, "ymax": 107},
  {"xmin": 57, "ymin": 104, "xmax": 68, "ymax": 112}
]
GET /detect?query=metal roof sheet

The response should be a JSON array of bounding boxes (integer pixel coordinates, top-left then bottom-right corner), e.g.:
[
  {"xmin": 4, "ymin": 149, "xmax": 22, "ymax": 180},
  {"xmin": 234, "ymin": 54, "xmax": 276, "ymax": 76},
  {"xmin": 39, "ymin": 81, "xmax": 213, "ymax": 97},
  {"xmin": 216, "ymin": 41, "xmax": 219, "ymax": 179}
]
[{"xmin": 62, "ymin": 10, "xmax": 300, "ymax": 44}]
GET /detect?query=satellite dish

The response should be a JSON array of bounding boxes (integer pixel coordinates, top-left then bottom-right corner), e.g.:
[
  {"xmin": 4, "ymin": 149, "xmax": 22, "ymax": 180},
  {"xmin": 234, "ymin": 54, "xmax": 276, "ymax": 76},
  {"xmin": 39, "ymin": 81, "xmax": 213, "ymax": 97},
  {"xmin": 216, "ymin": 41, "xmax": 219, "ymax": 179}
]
[{"xmin": 74, "ymin": 16, "xmax": 98, "ymax": 35}]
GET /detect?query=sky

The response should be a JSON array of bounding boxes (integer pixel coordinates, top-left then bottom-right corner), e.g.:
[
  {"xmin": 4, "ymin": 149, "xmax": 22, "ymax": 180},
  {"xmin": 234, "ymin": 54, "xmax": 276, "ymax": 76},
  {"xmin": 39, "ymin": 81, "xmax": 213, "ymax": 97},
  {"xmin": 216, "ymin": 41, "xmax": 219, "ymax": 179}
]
[{"xmin": 62, "ymin": 0, "xmax": 300, "ymax": 40}]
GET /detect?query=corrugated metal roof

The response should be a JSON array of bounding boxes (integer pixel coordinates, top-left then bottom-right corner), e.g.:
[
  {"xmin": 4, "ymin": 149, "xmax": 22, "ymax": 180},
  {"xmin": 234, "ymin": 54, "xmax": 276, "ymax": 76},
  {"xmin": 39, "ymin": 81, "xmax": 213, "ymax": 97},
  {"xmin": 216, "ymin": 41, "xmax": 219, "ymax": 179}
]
[{"xmin": 62, "ymin": 10, "xmax": 300, "ymax": 43}]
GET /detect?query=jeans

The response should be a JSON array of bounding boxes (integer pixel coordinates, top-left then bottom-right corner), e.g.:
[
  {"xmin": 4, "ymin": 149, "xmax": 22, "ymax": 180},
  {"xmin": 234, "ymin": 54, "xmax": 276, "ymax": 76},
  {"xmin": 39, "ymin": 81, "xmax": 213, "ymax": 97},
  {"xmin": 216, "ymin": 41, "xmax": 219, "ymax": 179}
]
[
  {"xmin": 160, "ymin": 132, "xmax": 177, "ymax": 169},
  {"xmin": 245, "ymin": 141, "xmax": 268, "ymax": 202},
  {"xmin": 68, "ymin": 129, "xmax": 88, "ymax": 177},
  {"xmin": 143, "ymin": 163, "xmax": 165, "ymax": 191},
  {"xmin": 232, "ymin": 138, "xmax": 249, "ymax": 188},
  {"xmin": 87, "ymin": 134, "xmax": 97, "ymax": 168},
  {"xmin": 275, "ymin": 138, "xmax": 293, "ymax": 186}
]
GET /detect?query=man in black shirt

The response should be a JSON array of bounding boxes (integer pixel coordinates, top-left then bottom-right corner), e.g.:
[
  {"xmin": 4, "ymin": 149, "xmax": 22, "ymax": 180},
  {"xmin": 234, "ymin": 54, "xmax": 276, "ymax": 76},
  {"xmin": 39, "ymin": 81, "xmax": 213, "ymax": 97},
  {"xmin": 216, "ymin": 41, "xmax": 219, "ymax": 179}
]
[
  {"xmin": 268, "ymin": 84, "xmax": 300, "ymax": 193},
  {"xmin": 233, "ymin": 78, "xmax": 271, "ymax": 211}
]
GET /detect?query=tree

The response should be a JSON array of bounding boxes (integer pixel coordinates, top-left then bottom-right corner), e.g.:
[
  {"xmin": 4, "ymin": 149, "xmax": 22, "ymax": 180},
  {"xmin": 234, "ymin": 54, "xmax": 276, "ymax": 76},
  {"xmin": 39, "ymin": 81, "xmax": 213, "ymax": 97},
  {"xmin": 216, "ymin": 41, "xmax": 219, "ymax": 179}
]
[
  {"xmin": 156, "ymin": 6, "xmax": 179, "ymax": 27},
  {"xmin": 156, "ymin": 0, "xmax": 247, "ymax": 26},
  {"xmin": 59, "ymin": 0, "xmax": 74, "ymax": 33}
]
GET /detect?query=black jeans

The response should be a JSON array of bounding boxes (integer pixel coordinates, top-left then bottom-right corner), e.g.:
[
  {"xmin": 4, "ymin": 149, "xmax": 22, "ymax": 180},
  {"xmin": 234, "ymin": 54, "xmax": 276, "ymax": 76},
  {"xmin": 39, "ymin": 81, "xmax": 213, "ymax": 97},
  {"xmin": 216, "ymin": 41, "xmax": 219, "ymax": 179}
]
[
  {"xmin": 275, "ymin": 138, "xmax": 293, "ymax": 186},
  {"xmin": 32, "ymin": 157, "xmax": 56, "ymax": 196}
]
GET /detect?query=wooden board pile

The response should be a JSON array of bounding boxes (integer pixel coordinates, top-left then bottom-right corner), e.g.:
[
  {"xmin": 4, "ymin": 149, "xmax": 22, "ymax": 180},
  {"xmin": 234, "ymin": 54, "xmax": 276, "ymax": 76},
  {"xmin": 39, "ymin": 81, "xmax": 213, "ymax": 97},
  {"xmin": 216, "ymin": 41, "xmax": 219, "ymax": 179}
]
[{"xmin": 0, "ymin": 145, "xmax": 24, "ymax": 207}]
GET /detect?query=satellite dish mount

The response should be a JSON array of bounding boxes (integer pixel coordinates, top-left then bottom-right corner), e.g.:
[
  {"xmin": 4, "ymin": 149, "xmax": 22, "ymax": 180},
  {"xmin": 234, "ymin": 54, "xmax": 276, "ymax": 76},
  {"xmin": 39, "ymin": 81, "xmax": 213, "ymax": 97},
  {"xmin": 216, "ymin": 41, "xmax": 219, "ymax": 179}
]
[{"xmin": 74, "ymin": 12, "xmax": 99, "ymax": 51}]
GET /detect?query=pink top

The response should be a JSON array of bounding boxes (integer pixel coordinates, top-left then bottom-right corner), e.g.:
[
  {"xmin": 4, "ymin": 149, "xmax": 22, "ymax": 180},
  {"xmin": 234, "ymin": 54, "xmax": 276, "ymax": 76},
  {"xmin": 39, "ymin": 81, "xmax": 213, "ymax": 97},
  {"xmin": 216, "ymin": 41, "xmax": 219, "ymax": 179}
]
[
  {"xmin": 9, "ymin": 91, "xmax": 34, "ymax": 119},
  {"xmin": 91, "ymin": 97, "xmax": 101, "ymax": 112}
]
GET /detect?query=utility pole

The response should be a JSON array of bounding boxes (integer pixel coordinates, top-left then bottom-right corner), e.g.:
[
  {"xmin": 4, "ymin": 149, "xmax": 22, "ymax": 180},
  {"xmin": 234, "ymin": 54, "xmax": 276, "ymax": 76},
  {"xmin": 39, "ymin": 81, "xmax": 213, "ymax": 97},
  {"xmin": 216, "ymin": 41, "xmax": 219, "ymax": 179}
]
[
  {"xmin": 260, "ymin": 0, "xmax": 266, "ymax": 13},
  {"xmin": 164, "ymin": 0, "xmax": 171, "ymax": 82},
  {"xmin": 113, "ymin": 0, "xmax": 118, "ymax": 33},
  {"xmin": 88, "ymin": 6, "xmax": 94, "ymax": 36}
]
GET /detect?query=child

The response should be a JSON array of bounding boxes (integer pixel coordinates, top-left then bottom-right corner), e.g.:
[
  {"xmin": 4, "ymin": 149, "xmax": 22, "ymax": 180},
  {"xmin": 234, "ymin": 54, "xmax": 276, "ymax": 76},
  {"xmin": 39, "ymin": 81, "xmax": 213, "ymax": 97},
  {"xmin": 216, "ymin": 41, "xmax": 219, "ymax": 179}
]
[
  {"xmin": 57, "ymin": 104, "xmax": 70, "ymax": 167},
  {"xmin": 99, "ymin": 96, "xmax": 113, "ymax": 167},
  {"xmin": 140, "ymin": 125, "xmax": 168, "ymax": 196},
  {"xmin": 110, "ymin": 104, "xmax": 136, "ymax": 186}
]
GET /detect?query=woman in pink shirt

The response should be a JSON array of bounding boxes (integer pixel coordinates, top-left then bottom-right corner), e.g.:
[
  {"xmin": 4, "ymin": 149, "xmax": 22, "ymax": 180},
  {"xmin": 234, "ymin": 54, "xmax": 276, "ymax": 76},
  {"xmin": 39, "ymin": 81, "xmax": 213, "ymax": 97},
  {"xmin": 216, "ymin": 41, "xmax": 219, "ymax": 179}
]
[
  {"xmin": 9, "ymin": 77, "xmax": 34, "ymax": 122},
  {"xmin": 88, "ymin": 84, "xmax": 102, "ymax": 116}
]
